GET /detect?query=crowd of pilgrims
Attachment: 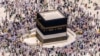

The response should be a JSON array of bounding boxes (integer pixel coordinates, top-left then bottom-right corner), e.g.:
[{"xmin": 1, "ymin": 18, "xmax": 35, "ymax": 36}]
[{"xmin": 0, "ymin": 0, "xmax": 100, "ymax": 56}]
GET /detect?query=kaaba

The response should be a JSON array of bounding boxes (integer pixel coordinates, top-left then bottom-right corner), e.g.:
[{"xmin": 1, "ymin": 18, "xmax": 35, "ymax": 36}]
[{"xmin": 36, "ymin": 10, "xmax": 68, "ymax": 43}]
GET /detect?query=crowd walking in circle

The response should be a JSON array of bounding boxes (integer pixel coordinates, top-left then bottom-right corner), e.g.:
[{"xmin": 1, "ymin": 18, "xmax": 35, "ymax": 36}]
[{"xmin": 0, "ymin": 0, "xmax": 100, "ymax": 56}]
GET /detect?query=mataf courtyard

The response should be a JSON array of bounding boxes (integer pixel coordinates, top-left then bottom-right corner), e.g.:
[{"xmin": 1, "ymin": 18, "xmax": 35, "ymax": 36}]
[{"xmin": 0, "ymin": 0, "xmax": 100, "ymax": 56}]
